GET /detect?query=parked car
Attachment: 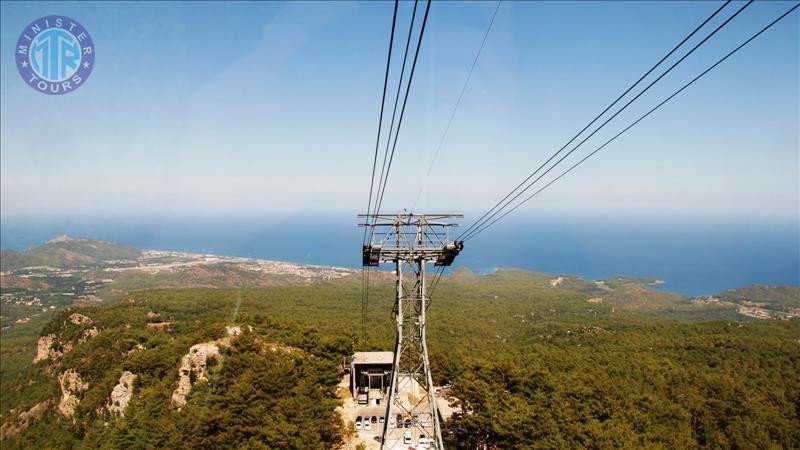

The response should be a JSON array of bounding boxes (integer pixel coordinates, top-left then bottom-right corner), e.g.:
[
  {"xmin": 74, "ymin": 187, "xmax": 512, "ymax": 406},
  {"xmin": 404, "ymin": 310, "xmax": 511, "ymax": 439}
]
[
  {"xmin": 389, "ymin": 415, "xmax": 396, "ymax": 428},
  {"xmin": 364, "ymin": 419, "xmax": 371, "ymax": 431},
  {"xmin": 403, "ymin": 430, "xmax": 412, "ymax": 445},
  {"xmin": 355, "ymin": 416, "xmax": 362, "ymax": 430},
  {"xmin": 379, "ymin": 415, "xmax": 385, "ymax": 424},
  {"xmin": 403, "ymin": 418, "xmax": 412, "ymax": 428},
  {"xmin": 396, "ymin": 414, "xmax": 403, "ymax": 425},
  {"xmin": 371, "ymin": 415, "xmax": 378, "ymax": 424},
  {"xmin": 420, "ymin": 417, "xmax": 429, "ymax": 427},
  {"xmin": 419, "ymin": 436, "xmax": 434, "ymax": 449}
]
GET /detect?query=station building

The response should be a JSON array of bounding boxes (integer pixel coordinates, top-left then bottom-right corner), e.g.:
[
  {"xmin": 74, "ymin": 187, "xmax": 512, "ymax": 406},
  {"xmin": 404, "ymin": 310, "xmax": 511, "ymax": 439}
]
[{"xmin": 349, "ymin": 351, "xmax": 393, "ymax": 406}]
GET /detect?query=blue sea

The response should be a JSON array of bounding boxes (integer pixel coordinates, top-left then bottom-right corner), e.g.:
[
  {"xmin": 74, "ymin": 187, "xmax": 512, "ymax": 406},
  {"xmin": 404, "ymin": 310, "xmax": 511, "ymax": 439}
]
[{"xmin": 1, "ymin": 213, "xmax": 797, "ymax": 296}]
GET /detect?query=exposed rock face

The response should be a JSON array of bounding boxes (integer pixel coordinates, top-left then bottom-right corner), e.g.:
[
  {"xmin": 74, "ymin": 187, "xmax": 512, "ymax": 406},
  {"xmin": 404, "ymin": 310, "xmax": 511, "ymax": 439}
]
[
  {"xmin": 79, "ymin": 327, "xmax": 99, "ymax": 344},
  {"xmin": 58, "ymin": 369, "xmax": 88, "ymax": 418},
  {"xmin": 33, "ymin": 325, "xmax": 98, "ymax": 363},
  {"xmin": 171, "ymin": 342, "xmax": 221, "ymax": 409},
  {"xmin": 0, "ymin": 400, "xmax": 51, "ymax": 439},
  {"xmin": 147, "ymin": 311, "xmax": 160, "ymax": 320},
  {"xmin": 33, "ymin": 335, "xmax": 73, "ymax": 363},
  {"xmin": 170, "ymin": 326, "xmax": 250, "ymax": 410},
  {"xmin": 107, "ymin": 371, "xmax": 136, "ymax": 417},
  {"xmin": 68, "ymin": 313, "xmax": 93, "ymax": 325},
  {"xmin": 34, "ymin": 334, "xmax": 58, "ymax": 362}
]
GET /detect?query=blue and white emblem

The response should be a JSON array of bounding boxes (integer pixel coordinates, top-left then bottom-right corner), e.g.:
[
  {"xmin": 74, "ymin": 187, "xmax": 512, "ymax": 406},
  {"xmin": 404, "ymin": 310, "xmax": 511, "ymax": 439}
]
[{"xmin": 15, "ymin": 15, "xmax": 95, "ymax": 95}]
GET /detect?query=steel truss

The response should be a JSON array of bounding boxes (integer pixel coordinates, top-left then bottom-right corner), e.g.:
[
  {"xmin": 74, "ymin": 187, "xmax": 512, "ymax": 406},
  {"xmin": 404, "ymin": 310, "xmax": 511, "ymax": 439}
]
[{"xmin": 359, "ymin": 213, "xmax": 463, "ymax": 450}]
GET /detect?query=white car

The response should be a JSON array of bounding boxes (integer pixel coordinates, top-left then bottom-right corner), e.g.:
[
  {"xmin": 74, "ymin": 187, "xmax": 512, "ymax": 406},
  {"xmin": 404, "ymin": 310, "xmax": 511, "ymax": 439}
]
[
  {"xmin": 403, "ymin": 430, "xmax": 412, "ymax": 445},
  {"xmin": 364, "ymin": 420, "xmax": 371, "ymax": 431}
]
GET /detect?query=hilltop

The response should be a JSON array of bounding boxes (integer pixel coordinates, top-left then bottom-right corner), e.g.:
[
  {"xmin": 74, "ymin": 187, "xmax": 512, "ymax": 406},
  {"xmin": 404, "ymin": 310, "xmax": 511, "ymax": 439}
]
[{"xmin": 0, "ymin": 236, "xmax": 139, "ymax": 271}]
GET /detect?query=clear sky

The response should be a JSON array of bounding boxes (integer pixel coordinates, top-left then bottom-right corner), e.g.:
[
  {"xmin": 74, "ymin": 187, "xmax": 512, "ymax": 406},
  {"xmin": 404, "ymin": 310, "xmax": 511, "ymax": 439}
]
[{"xmin": 1, "ymin": 1, "xmax": 797, "ymax": 220}]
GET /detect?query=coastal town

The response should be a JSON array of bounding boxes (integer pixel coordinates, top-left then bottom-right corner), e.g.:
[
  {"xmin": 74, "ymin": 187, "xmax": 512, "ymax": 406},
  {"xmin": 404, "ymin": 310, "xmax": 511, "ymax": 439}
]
[{"xmin": 1, "ymin": 243, "xmax": 358, "ymax": 330}]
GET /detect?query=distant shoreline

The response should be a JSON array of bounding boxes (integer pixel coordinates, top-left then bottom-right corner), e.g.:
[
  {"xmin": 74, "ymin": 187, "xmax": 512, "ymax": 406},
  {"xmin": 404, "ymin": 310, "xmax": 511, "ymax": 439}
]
[{"xmin": 1, "ymin": 214, "xmax": 798, "ymax": 296}]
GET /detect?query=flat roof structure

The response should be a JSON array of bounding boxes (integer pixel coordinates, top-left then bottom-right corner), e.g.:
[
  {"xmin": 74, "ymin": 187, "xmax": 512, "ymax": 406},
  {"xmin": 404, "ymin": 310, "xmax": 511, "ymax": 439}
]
[
  {"xmin": 350, "ymin": 351, "xmax": 394, "ymax": 406},
  {"xmin": 352, "ymin": 351, "xmax": 393, "ymax": 365}
]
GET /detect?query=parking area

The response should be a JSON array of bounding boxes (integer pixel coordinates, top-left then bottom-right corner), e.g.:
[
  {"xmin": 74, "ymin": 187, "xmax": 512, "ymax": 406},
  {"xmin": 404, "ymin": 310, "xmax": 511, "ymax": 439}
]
[
  {"xmin": 338, "ymin": 359, "xmax": 460, "ymax": 449},
  {"xmin": 354, "ymin": 406, "xmax": 386, "ymax": 438},
  {"xmin": 339, "ymin": 374, "xmax": 382, "ymax": 449}
]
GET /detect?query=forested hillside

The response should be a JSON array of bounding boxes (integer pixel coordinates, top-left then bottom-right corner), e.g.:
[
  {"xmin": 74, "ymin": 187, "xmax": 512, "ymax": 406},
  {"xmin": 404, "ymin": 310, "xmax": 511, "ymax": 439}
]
[
  {"xmin": 1, "ymin": 292, "xmax": 350, "ymax": 449},
  {"xmin": 1, "ymin": 269, "xmax": 798, "ymax": 448}
]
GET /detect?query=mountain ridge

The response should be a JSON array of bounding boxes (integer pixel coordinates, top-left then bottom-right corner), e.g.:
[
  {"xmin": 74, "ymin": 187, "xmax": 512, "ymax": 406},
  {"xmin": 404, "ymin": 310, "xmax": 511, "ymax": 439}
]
[{"xmin": 1, "ymin": 236, "xmax": 140, "ymax": 271}]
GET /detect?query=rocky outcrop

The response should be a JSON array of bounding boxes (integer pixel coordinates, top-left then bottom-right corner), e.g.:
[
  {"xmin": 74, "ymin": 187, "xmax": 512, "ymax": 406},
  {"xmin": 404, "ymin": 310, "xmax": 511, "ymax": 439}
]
[
  {"xmin": 68, "ymin": 313, "xmax": 93, "ymax": 325},
  {"xmin": 33, "ymin": 313, "xmax": 95, "ymax": 364},
  {"xmin": 33, "ymin": 335, "xmax": 73, "ymax": 363},
  {"xmin": 79, "ymin": 327, "xmax": 99, "ymax": 344},
  {"xmin": 0, "ymin": 400, "xmax": 51, "ymax": 439},
  {"xmin": 57, "ymin": 369, "xmax": 88, "ymax": 418},
  {"xmin": 171, "ymin": 342, "xmax": 221, "ymax": 409},
  {"xmin": 147, "ymin": 311, "xmax": 160, "ymax": 320},
  {"xmin": 33, "ymin": 324, "xmax": 98, "ymax": 364},
  {"xmin": 107, "ymin": 371, "xmax": 136, "ymax": 417},
  {"xmin": 34, "ymin": 334, "xmax": 58, "ymax": 362},
  {"xmin": 170, "ymin": 326, "xmax": 253, "ymax": 410}
]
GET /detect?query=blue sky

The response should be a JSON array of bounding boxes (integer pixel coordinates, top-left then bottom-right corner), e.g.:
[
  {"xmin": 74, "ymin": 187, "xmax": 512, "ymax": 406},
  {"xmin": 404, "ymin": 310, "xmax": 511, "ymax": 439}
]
[{"xmin": 1, "ymin": 1, "xmax": 797, "ymax": 220}]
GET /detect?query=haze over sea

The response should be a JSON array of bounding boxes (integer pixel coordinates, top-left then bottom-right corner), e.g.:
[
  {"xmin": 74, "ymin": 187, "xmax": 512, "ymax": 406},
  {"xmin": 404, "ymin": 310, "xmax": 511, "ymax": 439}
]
[{"xmin": 1, "ymin": 213, "xmax": 797, "ymax": 297}]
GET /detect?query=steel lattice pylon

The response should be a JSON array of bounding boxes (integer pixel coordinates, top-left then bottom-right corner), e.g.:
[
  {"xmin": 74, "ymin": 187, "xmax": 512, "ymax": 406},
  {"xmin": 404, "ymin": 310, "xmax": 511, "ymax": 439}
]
[{"xmin": 360, "ymin": 213, "xmax": 463, "ymax": 450}]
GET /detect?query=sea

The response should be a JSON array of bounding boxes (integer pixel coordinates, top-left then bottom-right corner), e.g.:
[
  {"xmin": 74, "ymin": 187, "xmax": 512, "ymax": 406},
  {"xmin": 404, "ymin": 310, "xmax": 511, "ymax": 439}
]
[{"xmin": 1, "ymin": 213, "xmax": 797, "ymax": 297}]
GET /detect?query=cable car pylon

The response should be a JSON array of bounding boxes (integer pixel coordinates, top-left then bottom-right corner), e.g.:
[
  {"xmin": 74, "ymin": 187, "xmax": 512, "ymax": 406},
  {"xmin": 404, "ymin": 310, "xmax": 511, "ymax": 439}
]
[{"xmin": 359, "ymin": 213, "xmax": 464, "ymax": 450}]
